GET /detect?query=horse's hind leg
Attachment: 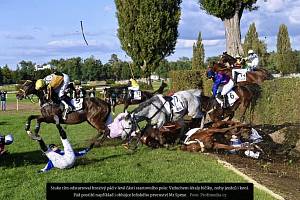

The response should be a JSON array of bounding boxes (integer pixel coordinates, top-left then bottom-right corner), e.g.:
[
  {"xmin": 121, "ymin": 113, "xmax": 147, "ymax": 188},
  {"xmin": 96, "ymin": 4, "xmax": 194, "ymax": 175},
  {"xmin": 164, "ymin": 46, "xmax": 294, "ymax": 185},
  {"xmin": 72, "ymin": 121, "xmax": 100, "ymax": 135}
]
[{"xmin": 25, "ymin": 115, "xmax": 40, "ymax": 131}]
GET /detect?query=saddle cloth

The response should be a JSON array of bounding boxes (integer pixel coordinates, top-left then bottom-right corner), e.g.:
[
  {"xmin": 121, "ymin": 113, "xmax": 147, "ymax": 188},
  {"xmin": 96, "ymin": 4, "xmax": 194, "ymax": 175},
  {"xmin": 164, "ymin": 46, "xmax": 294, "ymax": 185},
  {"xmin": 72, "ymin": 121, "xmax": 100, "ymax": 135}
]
[{"xmin": 70, "ymin": 98, "xmax": 84, "ymax": 111}]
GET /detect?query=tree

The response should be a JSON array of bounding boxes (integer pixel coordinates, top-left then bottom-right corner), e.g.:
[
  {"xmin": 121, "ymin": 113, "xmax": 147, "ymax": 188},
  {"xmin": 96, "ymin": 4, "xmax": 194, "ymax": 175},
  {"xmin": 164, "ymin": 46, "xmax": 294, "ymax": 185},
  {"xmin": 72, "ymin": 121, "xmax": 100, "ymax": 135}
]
[
  {"xmin": 115, "ymin": 0, "xmax": 182, "ymax": 83},
  {"xmin": 192, "ymin": 32, "xmax": 205, "ymax": 70},
  {"xmin": 198, "ymin": 0, "xmax": 258, "ymax": 56},
  {"xmin": 243, "ymin": 23, "xmax": 267, "ymax": 67},
  {"xmin": 276, "ymin": 24, "xmax": 297, "ymax": 74}
]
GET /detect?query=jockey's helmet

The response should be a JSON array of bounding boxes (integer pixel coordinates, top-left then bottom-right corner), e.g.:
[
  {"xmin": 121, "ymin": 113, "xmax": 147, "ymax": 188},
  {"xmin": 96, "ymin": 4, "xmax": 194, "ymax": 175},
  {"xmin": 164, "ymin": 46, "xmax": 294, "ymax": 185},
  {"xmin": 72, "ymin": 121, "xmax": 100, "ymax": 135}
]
[
  {"xmin": 207, "ymin": 70, "xmax": 215, "ymax": 79},
  {"xmin": 235, "ymin": 54, "xmax": 241, "ymax": 59},
  {"xmin": 35, "ymin": 79, "xmax": 46, "ymax": 90},
  {"xmin": 4, "ymin": 134, "xmax": 14, "ymax": 145},
  {"xmin": 248, "ymin": 49, "xmax": 254, "ymax": 54}
]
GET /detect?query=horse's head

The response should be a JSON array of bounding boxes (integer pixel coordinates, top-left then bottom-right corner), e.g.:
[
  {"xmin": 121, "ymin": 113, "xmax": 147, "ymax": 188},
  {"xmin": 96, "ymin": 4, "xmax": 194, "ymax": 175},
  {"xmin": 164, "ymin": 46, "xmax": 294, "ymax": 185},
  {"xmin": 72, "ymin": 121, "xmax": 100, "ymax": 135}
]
[
  {"xmin": 119, "ymin": 112, "xmax": 137, "ymax": 140},
  {"xmin": 16, "ymin": 80, "xmax": 36, "ymax": 100}
]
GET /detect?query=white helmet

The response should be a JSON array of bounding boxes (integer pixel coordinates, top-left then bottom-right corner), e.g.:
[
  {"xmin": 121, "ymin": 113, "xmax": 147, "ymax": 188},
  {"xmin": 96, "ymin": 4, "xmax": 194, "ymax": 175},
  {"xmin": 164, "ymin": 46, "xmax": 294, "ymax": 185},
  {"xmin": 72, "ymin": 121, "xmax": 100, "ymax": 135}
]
[
  {"xmin": 5, "ymin": 134, "xmax": 14, "ymax": 145},
  {"xmin": 248, "ymin": 49, "xmax": 254, "ymax": 54},
  {"xmin": 235, "ymin": 54, "xmax": 241, "ymax": 59}
]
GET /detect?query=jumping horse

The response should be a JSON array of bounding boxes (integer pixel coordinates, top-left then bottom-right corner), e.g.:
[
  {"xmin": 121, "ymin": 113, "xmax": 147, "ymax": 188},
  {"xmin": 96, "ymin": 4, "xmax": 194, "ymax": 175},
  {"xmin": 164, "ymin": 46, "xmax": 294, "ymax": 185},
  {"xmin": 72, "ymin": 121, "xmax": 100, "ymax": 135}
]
[
  {"xmin": 219, "ymin": 52, "xmax": 273, "ymax": 85},
  {"xmin": 16, "ymin": 80, "xmax": 112, "ymax": 147},
  {"xmin": 202, "ymin": 66, "xmax": 261, "ymax": 123},
  {"xmin": 104, "ymin": 81, "xmax": 168, "ymax": 113}
]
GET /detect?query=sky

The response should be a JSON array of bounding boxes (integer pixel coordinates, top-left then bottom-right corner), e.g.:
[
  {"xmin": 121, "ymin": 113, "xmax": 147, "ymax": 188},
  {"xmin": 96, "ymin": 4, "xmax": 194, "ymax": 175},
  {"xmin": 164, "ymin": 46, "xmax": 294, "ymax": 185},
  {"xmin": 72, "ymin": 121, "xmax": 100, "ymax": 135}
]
[{"xmin": 0, "ymin": 0, "xmax": 300, "ymax": 69}]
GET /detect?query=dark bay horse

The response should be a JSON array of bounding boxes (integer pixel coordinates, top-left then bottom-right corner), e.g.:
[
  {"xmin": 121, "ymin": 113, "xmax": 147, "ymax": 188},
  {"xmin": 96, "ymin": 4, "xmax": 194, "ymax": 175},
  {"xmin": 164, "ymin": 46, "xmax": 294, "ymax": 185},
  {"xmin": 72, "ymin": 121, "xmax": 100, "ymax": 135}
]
[
  {"xmin": 105, "ymin": 81, "xmax": 168, "ymax": 113},
  {"xmin": 16, "ymin": 80, "xmax": 112, "ymax": 147},
  {"xmin": 219, "ymin": 52, "xmax": 273, "ymax": 84},
  {"xmin": 212, "ymin": 61, "xmax": 272, "ymax": 85},
  {"xmin": 202, "ymin": 68, "xmax": 261, "ymax": 122}
]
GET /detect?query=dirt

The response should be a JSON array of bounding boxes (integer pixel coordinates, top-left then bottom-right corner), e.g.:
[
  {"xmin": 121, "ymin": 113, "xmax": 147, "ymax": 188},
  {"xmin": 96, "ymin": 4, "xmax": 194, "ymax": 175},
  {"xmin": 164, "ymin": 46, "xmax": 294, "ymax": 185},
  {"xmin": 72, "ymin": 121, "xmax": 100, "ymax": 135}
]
[
  {"xmin": 215, "ymin": 123, "xmax": 300, "ymax": 200},
  {"xmin": 217, "ymin": 154, "xmax": 300, "ymax": 200}
]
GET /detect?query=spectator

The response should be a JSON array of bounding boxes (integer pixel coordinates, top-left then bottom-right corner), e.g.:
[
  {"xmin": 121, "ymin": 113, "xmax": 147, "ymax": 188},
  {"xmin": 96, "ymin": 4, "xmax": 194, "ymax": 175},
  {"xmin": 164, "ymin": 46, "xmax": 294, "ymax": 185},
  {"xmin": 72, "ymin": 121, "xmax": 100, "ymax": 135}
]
[{"xmin": 0, "ymin": 90, "xmax": 7, "ymax": 111}]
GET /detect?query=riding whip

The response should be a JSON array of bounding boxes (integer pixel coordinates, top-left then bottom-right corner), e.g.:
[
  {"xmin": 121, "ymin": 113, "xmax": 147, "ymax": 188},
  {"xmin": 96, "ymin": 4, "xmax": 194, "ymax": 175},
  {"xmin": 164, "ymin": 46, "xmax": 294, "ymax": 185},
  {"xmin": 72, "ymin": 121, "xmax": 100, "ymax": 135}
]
[{"xmin": 80, "ymin": 20, "xmax": 89, "ymax": 46}]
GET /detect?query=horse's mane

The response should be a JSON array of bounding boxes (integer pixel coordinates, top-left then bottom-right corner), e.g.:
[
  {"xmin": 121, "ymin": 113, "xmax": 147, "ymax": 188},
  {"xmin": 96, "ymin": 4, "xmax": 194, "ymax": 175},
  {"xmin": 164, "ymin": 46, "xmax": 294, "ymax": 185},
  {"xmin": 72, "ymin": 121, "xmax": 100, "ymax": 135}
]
[{"xmin": 132, "ymin": 95, "xmax": 160, "ymax": 113}]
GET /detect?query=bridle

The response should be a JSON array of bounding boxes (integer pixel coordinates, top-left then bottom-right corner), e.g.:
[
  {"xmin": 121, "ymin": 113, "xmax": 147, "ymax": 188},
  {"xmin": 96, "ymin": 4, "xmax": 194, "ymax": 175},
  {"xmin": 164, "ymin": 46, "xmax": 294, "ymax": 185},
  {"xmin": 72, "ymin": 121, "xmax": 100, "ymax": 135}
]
[{"xmin": 18, "ymin": 80, "xmax": 38, "ymax": 103}]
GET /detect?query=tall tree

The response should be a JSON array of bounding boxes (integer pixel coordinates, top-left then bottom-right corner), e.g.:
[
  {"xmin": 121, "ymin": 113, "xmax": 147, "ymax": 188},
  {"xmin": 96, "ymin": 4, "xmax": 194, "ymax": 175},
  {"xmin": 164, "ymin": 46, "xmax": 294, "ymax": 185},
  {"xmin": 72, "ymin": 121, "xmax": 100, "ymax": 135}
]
[
  {"xmin": 198, "ymin": 0, "xmax": 258, "ymax": 56},
  {"xmin": 192, "ymin": 32, "xmax": 205, "ymax": 70},
  {"xmin": 276, "ymin": 24, "xmax": 297, "ymax": 74},
  {"xmin": 115, "ymin": 0, "xmax": 181, "ymax": 83},
  {"xmin": 243, "ymin": 23, "xmax": 267, "ymax": 66}
]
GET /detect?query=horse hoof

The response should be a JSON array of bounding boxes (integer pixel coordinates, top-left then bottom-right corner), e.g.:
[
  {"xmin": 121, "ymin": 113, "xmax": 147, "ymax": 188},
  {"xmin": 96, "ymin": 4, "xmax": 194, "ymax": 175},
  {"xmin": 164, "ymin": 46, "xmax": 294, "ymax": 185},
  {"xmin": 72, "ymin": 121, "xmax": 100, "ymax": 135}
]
[{"xmin": 122, "ymin": 143, "xmax": 129, "ymax": 150}]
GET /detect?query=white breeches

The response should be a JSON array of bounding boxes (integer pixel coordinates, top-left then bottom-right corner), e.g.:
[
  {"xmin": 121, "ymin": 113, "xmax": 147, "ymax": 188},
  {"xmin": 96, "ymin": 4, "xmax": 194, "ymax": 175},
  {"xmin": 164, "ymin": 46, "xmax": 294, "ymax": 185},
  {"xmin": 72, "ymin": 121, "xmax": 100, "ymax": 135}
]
[{"xmin": 221, "ymin": 79, "xmax": 234, "ymax": 95}]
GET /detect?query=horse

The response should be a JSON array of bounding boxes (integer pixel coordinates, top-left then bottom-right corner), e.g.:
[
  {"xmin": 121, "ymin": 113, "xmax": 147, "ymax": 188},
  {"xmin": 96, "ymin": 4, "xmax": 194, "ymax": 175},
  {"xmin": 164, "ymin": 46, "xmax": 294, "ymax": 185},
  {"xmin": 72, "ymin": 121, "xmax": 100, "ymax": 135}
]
[
  {"xmin": 119, "ymin": 90, "xmax": 204, "ymax": 143},
  {"xmin": 16, "ymin": 80, "xmax": 112, "ymax": 147},
  {"xmin": 202, "ymin": 67, "xmax": 261, "ymax": 123},
  {"xmin": 219, "ymin": 52, "xmax": 273, "ymax": 84},
  {"xmin": 105, "ymin": 81, "xmax": 168, "ymax": 113},
  {"xmin": 181, "ymin": 120, "xmax": 252, "ymax": 152}
]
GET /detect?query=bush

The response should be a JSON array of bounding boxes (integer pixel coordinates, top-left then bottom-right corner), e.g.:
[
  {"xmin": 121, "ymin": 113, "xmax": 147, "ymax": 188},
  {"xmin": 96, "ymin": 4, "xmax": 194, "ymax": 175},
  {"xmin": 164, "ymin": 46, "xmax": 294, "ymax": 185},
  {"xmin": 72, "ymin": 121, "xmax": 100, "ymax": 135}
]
[
  {"xmin": 169, "ymin": 70, "xmax": 204, "ymax": 91},
  {"xmin": 252, "ymin": 78, "xmax": 300, "ymax": 124}
]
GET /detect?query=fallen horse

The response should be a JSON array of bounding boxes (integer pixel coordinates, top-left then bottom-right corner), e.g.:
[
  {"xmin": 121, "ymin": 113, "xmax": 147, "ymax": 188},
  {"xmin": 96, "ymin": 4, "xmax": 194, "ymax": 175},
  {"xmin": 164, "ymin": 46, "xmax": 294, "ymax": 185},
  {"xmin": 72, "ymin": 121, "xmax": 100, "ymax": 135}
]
[{"xmin": 180, "ymin": 121, "xmax": 257, "ymax": 153}]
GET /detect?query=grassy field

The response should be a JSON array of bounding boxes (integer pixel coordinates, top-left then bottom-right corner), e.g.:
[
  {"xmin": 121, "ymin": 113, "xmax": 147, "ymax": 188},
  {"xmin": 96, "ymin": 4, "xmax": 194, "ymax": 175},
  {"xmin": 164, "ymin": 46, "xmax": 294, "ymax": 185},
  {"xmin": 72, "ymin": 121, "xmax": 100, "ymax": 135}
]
[{"xmin": 0, "ymin": 90, "xmax": 276, "ymax": 199}]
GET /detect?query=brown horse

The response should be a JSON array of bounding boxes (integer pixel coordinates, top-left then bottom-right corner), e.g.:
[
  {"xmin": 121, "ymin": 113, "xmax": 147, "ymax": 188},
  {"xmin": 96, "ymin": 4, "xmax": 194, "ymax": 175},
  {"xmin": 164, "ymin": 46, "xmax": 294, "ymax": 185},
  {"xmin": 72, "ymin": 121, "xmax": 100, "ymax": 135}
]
[
  {"xmin": 202, "ymin": 68, "xmax": 261, "ymax": 122},
  {"xmin": 219, "ymin": 52, "xmax": 273, "ymax": 84},
  {"xmin": 212, "ymin": 61, "xmax": 272, "ymax": 85},
  {"xmin": 105, "ymin": 81, "xmax": 168, "ymax": 113},
  {"xmin": 16, "ymin": 80, "xmax": 111, "ymax": 147}
]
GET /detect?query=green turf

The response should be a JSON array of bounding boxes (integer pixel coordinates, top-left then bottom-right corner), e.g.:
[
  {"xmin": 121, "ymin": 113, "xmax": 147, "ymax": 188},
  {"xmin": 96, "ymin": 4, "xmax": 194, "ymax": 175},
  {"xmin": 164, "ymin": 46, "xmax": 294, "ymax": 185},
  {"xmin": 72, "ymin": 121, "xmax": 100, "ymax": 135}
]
[{"xmin": 0, "ymin": 99, "xmax": 277, "ymax": 200}]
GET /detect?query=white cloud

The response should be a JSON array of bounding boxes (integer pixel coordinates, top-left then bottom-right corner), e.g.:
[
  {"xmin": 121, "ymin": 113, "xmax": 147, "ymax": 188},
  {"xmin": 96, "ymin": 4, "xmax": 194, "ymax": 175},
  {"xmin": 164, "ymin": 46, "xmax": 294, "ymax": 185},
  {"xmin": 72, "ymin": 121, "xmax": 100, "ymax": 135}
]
[
  {"xmin": 289, "ymin": 7, "xmax": 300, "ymax": 24},
  {"xmin": 265, "ymin": 0, "xmax": 285, "ymax": 12}
]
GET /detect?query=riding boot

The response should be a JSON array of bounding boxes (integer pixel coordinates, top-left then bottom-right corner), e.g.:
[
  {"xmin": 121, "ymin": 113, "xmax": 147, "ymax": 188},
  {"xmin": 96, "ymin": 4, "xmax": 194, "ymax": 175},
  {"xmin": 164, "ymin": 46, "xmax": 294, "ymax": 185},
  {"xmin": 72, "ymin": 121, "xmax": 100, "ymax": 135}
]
[
  {"xmin": 215, "ymin": 93, "xmax": 223, "ymax": 108},
  {"xmin": 61, "ymin": 100, "xmax": 71, "ymax": 120},
  {"xmin": 222, "ymin": 95, "xmax": 228, "ymax": 108}
]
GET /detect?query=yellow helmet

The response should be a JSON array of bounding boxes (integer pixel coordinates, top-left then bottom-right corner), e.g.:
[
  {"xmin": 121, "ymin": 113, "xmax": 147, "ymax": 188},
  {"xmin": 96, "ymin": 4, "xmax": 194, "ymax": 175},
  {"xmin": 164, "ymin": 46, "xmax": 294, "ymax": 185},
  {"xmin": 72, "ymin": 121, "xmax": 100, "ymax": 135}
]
[{"xmin": 35, "ymin": 79, "xmax": 46, "ymax": 90}]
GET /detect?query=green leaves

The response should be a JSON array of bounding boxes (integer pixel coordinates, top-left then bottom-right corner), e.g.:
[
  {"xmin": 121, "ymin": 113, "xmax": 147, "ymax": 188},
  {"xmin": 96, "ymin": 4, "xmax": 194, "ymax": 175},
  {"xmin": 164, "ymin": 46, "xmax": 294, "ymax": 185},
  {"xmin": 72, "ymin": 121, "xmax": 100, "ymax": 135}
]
[{"xmin": 115, "ymin": 0, "xmax": 181, "ymax": 76}]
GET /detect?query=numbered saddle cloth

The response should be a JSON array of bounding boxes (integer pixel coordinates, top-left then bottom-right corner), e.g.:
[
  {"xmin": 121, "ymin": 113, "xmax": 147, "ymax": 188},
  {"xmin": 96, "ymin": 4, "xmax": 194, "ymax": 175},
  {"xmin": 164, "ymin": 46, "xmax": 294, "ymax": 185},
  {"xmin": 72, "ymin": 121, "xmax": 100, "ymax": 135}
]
[
  {"xmin": 227, "ymin": 90, "xmax": 239, "ymax": 106},
  {"xmin": 232, "ymin": 69, "xmax": 247, "ymax": 82},
  {"xmin": 133, "ymin": 90, "xmax": 141, "ymax": 100},
  {"xmin": 171, "ymin": 95, "xmax": 185, "ymax": 113},
  {"xmin": 70, "ymin": 98, "xmax": 84, "ymax": 111}
]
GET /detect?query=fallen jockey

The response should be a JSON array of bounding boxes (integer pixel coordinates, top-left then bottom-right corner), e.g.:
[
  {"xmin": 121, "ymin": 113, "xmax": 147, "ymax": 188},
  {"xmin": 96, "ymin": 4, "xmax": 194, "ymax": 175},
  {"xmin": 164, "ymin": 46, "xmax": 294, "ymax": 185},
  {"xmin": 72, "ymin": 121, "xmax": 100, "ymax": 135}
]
[
  {"xmin": 207, "ymin": 70, "xmax": 234, "ymax": 108},
  {"xmin": 31, "ymin": 125, "xmax": 90, "ymax": 173},
  {"xmin": 0, "ymin": 134, "xmax": 14, "ymax": 156}
]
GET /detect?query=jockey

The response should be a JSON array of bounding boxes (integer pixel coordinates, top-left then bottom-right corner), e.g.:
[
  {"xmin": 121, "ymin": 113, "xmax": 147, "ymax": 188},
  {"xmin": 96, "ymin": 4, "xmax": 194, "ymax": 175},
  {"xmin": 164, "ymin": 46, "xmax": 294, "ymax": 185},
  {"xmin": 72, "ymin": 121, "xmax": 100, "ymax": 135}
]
[
  {"xmin": 128, "ymin": 78, "xmax": 140, "ymax": 99},
  {"xmin": 234, "ymin": 55, "xmax": 243, "ymax": 68},
  {"xmin": 32, "ymin": 125, "xmax": 90, "ymax": 173},
  {"xmin": 0, "ymin": 134, "xmax": 14, "ymax": 156},
  {"xmin": 35, "ymin": 72, "xmax": 71, "ymax": 120},
  {"xmin": 207, "ymin": 70, "xmax": 234, "ymax": 108},
  {"xmin": 246, "ymin": 49, "xmax": 259, "ymax": 71}
]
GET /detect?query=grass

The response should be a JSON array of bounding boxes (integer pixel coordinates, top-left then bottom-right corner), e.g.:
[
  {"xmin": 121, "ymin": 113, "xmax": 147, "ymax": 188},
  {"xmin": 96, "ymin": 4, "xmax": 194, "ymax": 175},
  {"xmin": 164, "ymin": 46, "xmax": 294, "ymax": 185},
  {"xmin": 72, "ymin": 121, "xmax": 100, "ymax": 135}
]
[{"xmin": 0, "ymin": 96, "xmax": 277, "ymax": 200}]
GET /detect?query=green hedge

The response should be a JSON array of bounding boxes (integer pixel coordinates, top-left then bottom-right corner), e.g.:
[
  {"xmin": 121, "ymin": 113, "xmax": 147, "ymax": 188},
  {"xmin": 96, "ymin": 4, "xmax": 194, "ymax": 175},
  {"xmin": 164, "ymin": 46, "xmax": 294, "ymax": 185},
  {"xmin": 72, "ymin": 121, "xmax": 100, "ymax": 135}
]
[
  {"xmin": 169, "ymin": 70, "xmax": 203, "ymax": 91},
  {"xmin": 252, "ymin": 78, "xmax": 300, "ymax": 124}
]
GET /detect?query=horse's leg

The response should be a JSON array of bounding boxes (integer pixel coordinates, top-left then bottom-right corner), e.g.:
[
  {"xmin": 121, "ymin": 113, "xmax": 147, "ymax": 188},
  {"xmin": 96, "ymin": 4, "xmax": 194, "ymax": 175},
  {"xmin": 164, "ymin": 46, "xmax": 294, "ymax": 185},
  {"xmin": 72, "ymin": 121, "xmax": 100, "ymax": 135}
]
[
  {"xmin": 25, "ymin": 115, "xmax": 40, "ymax": 132},
  {"xmin": 34, "ymin": 116, "xmax": 47, "ymax": 135},
  {"xmin": 123, "ymin": 102, "xmax": 129, "ymax": 113},
  {"xmin": 87, "ymin": 114, "xmax": 109, "ymax": 148}
]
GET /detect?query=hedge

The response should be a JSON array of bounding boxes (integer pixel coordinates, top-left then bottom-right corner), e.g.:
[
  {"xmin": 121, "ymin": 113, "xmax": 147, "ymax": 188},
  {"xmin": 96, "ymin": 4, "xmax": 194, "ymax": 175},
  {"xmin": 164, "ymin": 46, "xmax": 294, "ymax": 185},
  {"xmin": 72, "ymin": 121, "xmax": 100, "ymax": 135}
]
[
  {"xmin": 169, "ymin": 70, "xmax": 203, "ymax": 91},
  {"xmin": 252, "ymin": 78, "xmax": 300, "ymax": 124}
]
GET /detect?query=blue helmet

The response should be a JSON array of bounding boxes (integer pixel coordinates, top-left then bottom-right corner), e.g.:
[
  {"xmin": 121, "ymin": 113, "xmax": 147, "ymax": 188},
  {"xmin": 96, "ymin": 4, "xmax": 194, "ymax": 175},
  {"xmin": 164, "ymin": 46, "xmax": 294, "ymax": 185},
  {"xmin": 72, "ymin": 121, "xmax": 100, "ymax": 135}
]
[{"xmin": 207, "ymin": 70, "xmax": 215, "ymax": 79}]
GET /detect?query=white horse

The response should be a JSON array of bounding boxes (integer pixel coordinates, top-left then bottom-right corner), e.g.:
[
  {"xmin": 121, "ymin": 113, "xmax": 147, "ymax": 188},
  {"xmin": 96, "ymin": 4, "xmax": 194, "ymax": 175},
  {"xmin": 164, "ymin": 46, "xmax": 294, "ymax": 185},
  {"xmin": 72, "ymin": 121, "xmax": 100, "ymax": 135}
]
[{"xmin": 120, "ymin": 89, "xmax": 204, "ymax": 141}]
